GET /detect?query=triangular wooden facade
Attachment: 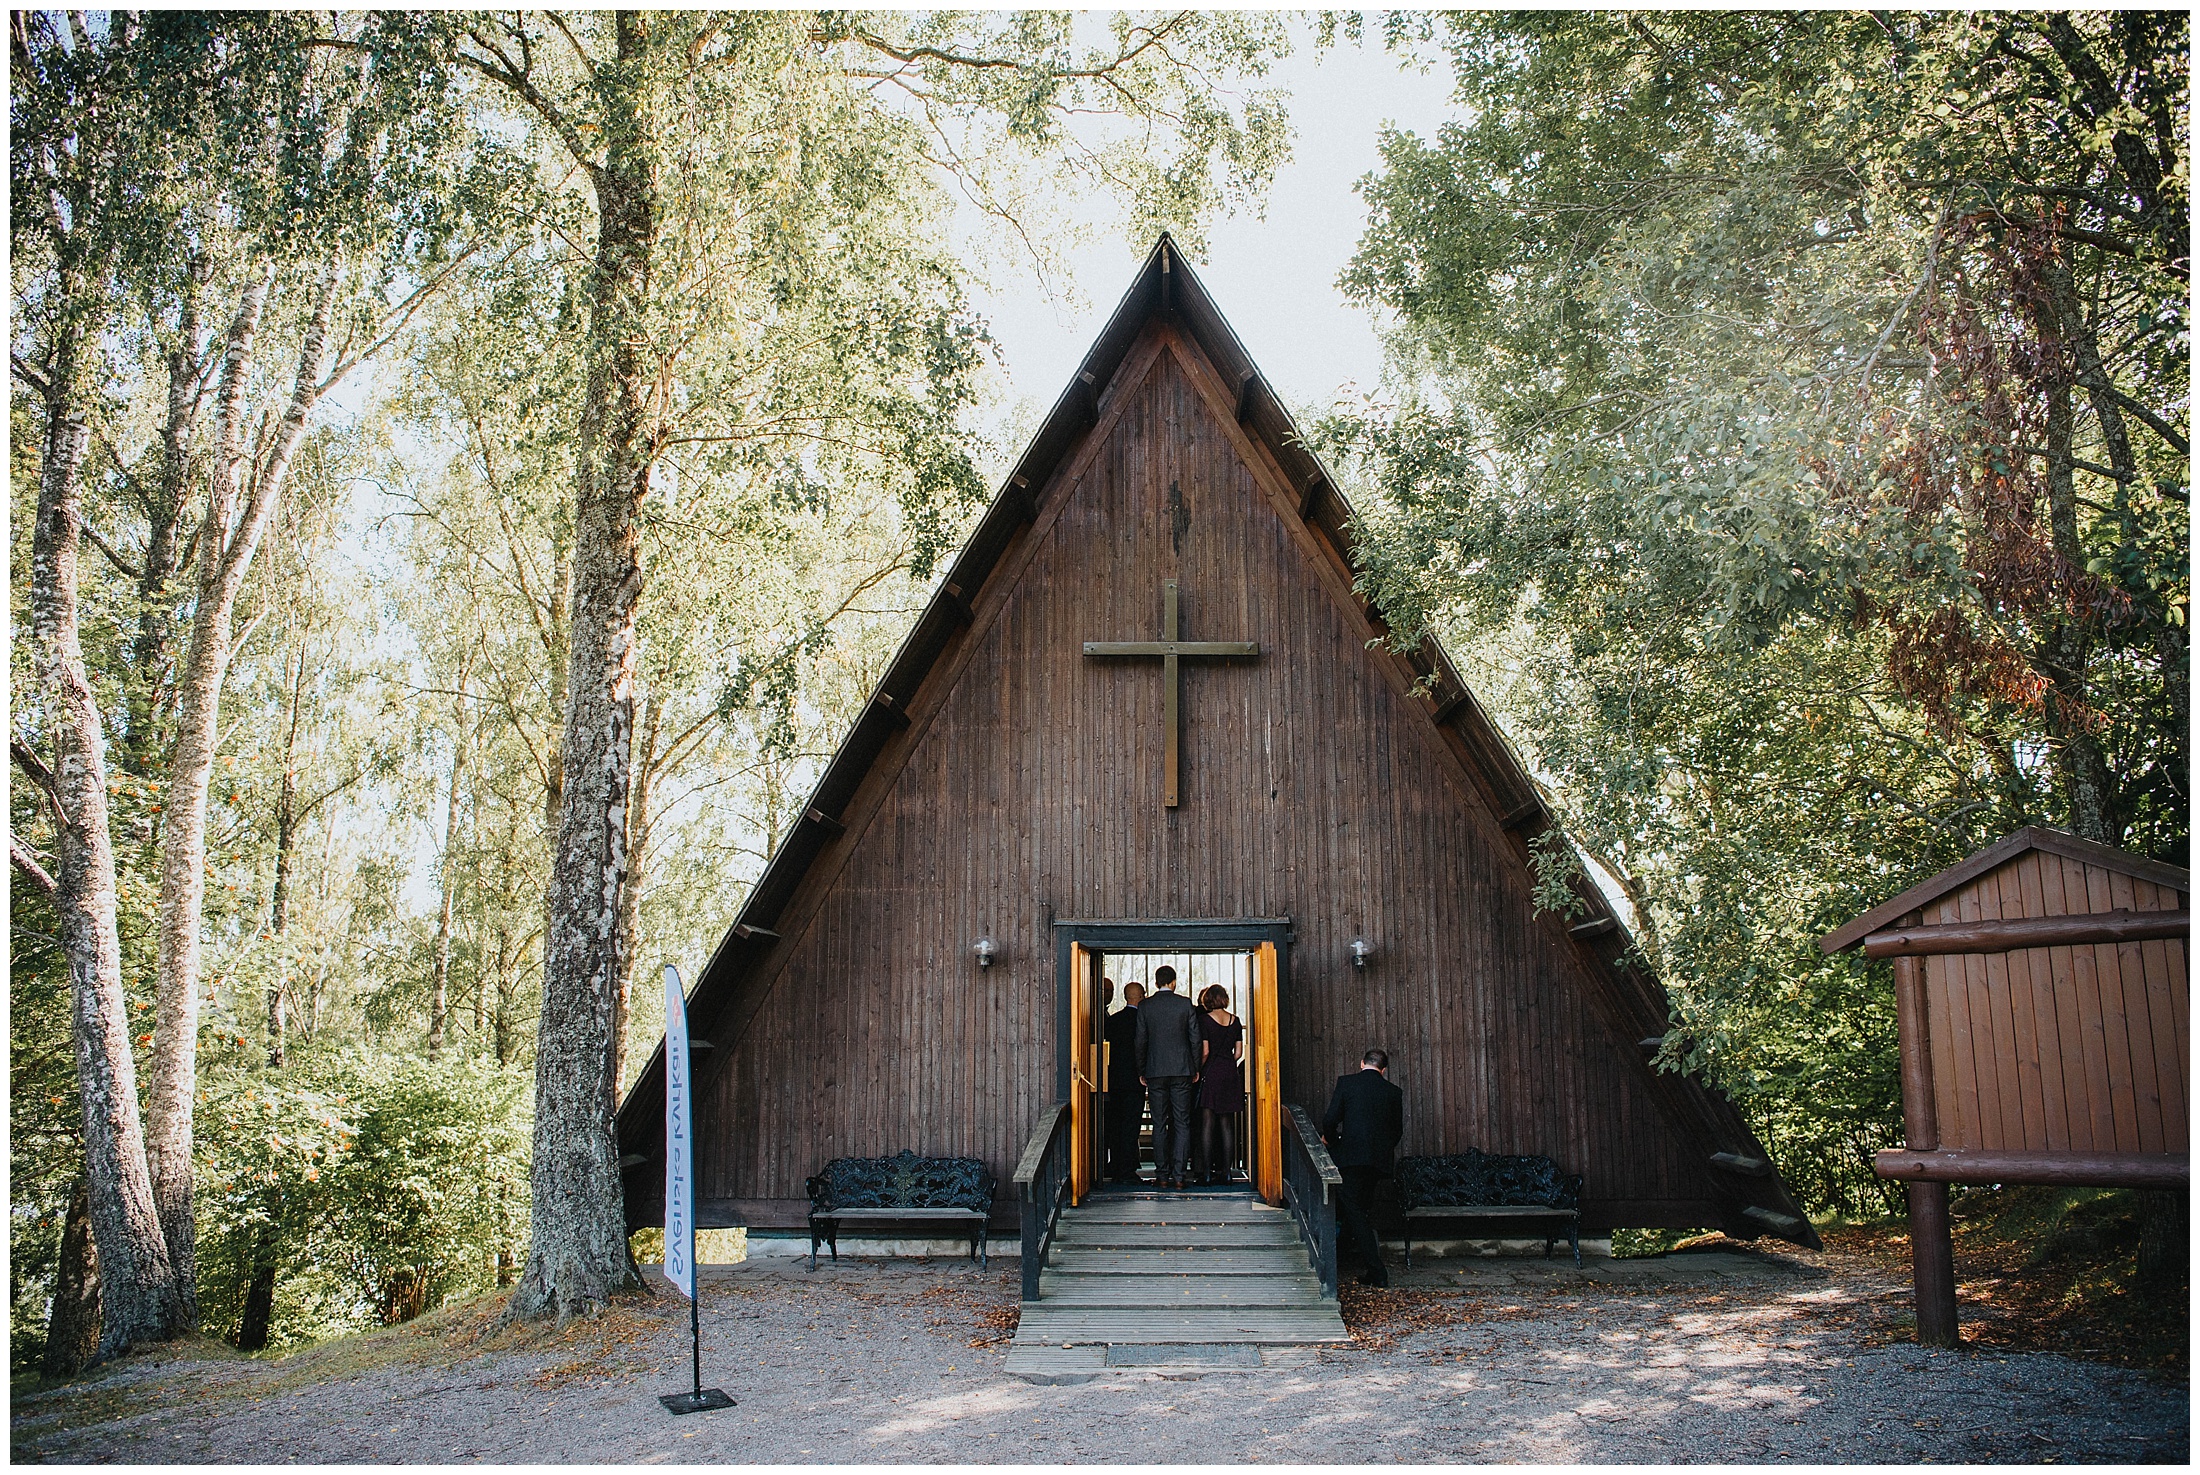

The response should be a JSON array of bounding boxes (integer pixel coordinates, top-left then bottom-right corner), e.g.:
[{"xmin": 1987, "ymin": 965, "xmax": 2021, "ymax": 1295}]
[{"xmin": 617, "ymin": 238, "xmax": 1816, "ymax": 1244}]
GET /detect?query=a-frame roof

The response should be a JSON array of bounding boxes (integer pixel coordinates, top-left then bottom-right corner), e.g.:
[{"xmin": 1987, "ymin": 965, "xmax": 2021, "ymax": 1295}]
[
  {"xmin": 1820, "ymin": 826, "xmax": 2192, "ymax": 954},
  {"xmin": 619, "ymin": 236, "xmax": 1819, "ymax": 1245}
]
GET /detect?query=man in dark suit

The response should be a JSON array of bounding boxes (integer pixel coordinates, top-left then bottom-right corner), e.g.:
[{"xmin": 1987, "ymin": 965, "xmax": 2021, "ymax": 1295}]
[
  {"xmin": 1133, "ymin": 966, "xmax": 1202, "ymax": 1189},
  {"xmin": 1102, "ymin": 979, "xmax": 1146, "ymax": 1182},
  {"xmin": 1322, "ymin": 1048, "xmax": 1405, "ymax": 1287}
]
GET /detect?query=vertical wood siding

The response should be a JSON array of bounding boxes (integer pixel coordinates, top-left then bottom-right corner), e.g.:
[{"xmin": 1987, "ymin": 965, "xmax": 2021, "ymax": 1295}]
[{"xmin": 1921, "ymin": 855, "xmax": 2188, "ymax": 1154}]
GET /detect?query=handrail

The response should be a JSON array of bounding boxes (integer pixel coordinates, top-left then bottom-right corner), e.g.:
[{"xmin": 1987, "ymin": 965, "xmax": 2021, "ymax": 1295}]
[
  {"xmin": 1012, "ymin": 1100, "xmax": 1073, "ymax": 1302},
  {"xmin": 1282, "ymin": 1104, "xmax": 1342, "ymax": 1299}
]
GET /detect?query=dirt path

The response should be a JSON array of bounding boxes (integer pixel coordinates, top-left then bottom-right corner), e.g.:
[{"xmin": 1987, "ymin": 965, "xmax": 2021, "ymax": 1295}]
[{"xmin": 13, "ymin": 1243, "xmax": 2186, "ymax": 1464}]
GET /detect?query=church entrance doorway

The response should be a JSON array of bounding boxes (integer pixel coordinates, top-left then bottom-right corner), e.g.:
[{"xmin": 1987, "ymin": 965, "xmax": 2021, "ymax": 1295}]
[{"xmin": 1054, "ymin": 920, "xmax": 1290, "ymax": 1208}]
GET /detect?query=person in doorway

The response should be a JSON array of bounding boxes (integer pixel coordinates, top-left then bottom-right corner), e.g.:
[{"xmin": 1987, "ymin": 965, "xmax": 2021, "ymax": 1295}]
[
  {"xmin": 1102, "ymin": 979, "xmax": 1146, "ymax": 1182},
  {"xmin": 1134, "ymin": 965, "xmax": 1201, "ymax": 1190},
  {"xmin": 1322, "ymin": 1048, "xmax": 1405, "ymax": 1287},
  {"xmin": 1194, "ymin": 984, "xmax": 1246, "ymax": 1184}
]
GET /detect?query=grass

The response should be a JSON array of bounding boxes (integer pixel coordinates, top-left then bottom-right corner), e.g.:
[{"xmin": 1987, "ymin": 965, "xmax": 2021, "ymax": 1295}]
[{"xmin": 1612, "ymin": 1226, "xmax": 1716, "ymax": 1258}]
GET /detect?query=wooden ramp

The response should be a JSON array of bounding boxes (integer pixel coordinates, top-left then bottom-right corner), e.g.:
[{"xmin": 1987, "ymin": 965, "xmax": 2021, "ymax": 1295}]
[{"xmin": 1005, "ymin": 1188, "xmax": 1346, "ymax": 1377}]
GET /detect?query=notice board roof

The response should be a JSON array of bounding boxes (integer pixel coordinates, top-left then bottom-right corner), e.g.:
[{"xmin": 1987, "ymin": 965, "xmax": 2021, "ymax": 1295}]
[{"xmin": 1820, "ymin": 826, "xmax": 2191, "ymax": 955}]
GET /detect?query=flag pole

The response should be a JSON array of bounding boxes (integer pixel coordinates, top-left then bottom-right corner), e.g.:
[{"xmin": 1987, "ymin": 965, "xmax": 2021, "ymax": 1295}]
[{"xmin": 658, "ymin": 963, "xmax": 734, "ymax": 1415}]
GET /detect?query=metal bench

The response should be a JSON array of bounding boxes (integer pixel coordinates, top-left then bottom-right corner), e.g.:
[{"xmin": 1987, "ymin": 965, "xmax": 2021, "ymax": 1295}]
[
  {"xmin": 805, "ymin": 1149, "xmax": 996, "ymax": 1271},
  {"xmin": 1396, "ymin": 1149, "xmax": 1584, "ymax": 1268}
]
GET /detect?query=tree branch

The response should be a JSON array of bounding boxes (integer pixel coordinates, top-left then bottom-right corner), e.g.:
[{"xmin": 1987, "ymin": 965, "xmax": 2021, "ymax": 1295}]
[
  {"xmin": 542, "ymin": 11, "xmax": 596, "ymax": 79},
  {"xmin": 11, "ymin": 736, "xmax": 58, "ymax": 802},
  {"xmin": 2101, "ymin": 384, "xmax": 2189, "ymax": 456},
  {"xmin": 76, "ymin": 507, "xmax": 142, "ymax": 581},
  {"xmin": 453, "ymin": 26, "xmax": 598, "ymax": 177},
  {"xmin": 320, "ymin": 241, "xmax": 498, "ymax": 389},
  {"xmin": 11, "ymin": 833, "xmax": 58, "ymax": 902},
  {"xmin": 840, "ymin": 15, "xmax": 1188, "ymax": 81},
  {"xmin": 10, "ymin": 351, "xmax": 53, "ymax": 396}
]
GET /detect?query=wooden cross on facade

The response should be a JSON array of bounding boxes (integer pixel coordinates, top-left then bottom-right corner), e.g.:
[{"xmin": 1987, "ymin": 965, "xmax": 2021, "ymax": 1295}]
[{"xmin": 1083, "ymin": 579, "xmax": 1259, "ymax": 807}]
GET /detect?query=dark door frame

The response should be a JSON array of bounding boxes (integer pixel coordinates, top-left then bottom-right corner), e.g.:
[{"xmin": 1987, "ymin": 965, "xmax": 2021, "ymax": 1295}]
[{"xmin": 1051, "ymin": 917, "xmax": 1294, "ymax": 1099}]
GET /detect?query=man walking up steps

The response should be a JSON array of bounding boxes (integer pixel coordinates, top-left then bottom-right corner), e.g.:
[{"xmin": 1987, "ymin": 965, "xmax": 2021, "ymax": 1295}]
[{"xmin": 1133, "ymin": 966, "xmax": 1201, "ymax": 1190}]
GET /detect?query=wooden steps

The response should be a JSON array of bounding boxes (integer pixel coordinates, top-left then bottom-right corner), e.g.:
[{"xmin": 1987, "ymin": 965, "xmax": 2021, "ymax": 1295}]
[
  {"xmin": 1038, "ymin": 1271, "xmax": 1326, "ymax": 1305},
  {"xmin": 1053, "ymin": 1221, "xmax": 1301, "ymax": 1248},
  {"xmin": 1005, "ymin": 1187, "xmax": 1346, "ymax": 1375},
  {"xmin": 1014, "ymin": 1306, "xmax": 1349, "ymax": 1343},
  {"xmin": 1033, "ymin": 1249, "xmax": 1308, "ymax": 1275}
]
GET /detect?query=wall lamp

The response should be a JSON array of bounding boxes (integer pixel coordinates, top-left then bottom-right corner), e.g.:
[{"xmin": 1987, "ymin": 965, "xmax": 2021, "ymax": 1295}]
[
  {"xmin": 1350, "ymin": 938, "xmax": 1373, "ymax": 970},
  {"xmin": 974, "ymin": 937, "xmax": 996, "ymax": 970}
]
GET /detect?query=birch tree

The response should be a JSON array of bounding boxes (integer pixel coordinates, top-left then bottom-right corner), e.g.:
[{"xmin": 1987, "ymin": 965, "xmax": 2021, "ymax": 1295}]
[
  {"xmin": 11, "ymin": 8, "xmax": 191, "ymax": 1357},
  {"xmin": 135, "ymin": 15, "xmax": 510, "ymax": 1318}
]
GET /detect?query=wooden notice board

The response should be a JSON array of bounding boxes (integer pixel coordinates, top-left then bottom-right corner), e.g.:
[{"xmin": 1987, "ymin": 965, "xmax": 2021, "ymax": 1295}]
[{"xmin": 1821, "ymin": 826, "xmax": 2189, "ymax": 1348}]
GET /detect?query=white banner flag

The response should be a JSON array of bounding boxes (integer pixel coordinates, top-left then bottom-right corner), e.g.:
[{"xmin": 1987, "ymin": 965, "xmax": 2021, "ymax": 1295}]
[{"xmin": 663, "ymin": 964, "xmax": 695, "ymax": 1301}]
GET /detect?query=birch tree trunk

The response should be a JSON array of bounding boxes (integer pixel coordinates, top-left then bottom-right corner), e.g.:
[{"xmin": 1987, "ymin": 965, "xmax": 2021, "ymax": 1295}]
[
  {"xmin": 264, "ymin": 643, "xmax": 309, "ymax": 1068},
  {"xmin": 429, "ymin": 661, "xmax": 473, "ymax": 1059},
  {"xmin": 27, "ymin": 305, "xmax": 188, "ymax": 1357},
  {"xmin": 510, "ymin": 20, "xmax": 658, "ymax": 1318},
  {"xmin": 123, "ymin": 253, "xmax": 213, "ymax": 778},
  {"xmin": 147, "ymin": 264, "xmax": 338, "ymax": 1314},
  {"xmin": 608, "ymin": 693, "xmax": 660, "ymax": 1094},
  {"xmin": 42, "ymin": 1176, "xmax": 102, "ymax": 1376}
]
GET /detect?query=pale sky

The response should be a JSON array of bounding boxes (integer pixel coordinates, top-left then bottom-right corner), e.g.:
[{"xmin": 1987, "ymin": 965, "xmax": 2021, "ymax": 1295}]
[{"xmin": 963, "ymin": 30, "xmax": 1460, "ymax": 434}]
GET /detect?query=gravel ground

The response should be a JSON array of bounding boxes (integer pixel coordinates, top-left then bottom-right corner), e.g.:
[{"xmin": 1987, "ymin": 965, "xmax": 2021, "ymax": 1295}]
[{"xmin": 12, "ymin": 1241, "xmax": 2187, "ymax": 1465}]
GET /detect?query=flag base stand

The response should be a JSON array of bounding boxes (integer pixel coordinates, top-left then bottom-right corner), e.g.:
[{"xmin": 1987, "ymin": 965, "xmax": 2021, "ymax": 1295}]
[
  {"xmin": 659, "ymin": 964, "xmax": 731, "ymax": 1419},
  {"xmin": 659, "ymin": 1388, "xmax": 735, "ymax": 1415}
]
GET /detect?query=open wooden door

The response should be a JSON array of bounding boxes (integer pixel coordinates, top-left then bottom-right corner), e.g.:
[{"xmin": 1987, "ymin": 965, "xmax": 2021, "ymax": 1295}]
[
  {"xmin": 1069, "ymin": 942, "xmax": 1101, "ymax": 1204},
  {"xmin": 1251, "ymin": 941, "xmax": 1282, "ymax": 1204}
]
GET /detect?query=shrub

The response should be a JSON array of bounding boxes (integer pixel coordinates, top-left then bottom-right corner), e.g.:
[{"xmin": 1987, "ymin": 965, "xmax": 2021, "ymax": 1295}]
[{"xmin": 195, "ymin": 1050, "xmax": 530, "ymax": 1348}]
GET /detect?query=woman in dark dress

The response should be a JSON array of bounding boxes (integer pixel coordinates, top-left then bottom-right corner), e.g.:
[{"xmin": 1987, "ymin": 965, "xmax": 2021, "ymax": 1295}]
[{"xmin": 1194, "ymin": 984, "xmax": 1246, "ymax": 1184}]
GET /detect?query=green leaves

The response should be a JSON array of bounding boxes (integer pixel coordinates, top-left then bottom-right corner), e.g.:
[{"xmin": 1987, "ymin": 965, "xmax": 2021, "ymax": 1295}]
[
  {"xmin": 1332, "ymin": 10, "xmax": 2187, "ymax": 1215},
  {"xmin": 192, "ymin": 1051, "xmax": 530, "ymax": 1346}
]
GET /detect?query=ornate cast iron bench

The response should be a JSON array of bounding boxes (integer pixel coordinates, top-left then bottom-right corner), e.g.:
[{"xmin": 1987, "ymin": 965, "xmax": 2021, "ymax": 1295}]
[
  {"xmin": 1396, "ymin": 1149, "xmax": 1585, "ymax": 1268},
  {"xmin": 804, "ymin": 1149, "xmax": 996, "ymax": 1271}
]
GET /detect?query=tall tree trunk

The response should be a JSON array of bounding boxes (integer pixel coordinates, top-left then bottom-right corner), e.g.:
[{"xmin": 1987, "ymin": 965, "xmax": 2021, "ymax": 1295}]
[
  {"xmin": 538, "ymin": 534, "xmax": 571, "ymax": 986},
  {"xmin": 265, "ymin": 642, "xmax": 308, "ymax": 1068},
  {"xmin": 2034, "ymin": 369, "xmax": 2115, "ymax": 844},
  {"xmin": 234, "ymin": 1224, "xmax": 279, "ymax": 1352},
  {"xmin": 123, "ymin": 252, "xmax": 213, "ymax": 778},
  {"xmin": 304, "ymin": 968, "xmax": 324, "ymax": 1044},
  {"xmin": 609, "ymin": 693, "xmax": 660, "ymax": 1094},
  {"xmin": 2046, "ymin": 255, "xmax": 2189, "ymax": 817},
  {"xmin": 28, "ymin": 306, "xmax": 188, "ymax": 1357},
  {"xmin": 471, "ymin": 912, "xmax": 488, "ymax": 1044},
  {"xmin": 148, "ymin": 264, "xmax": 338, "ymax": 1320},
  {"xmin": 42, "ymin": 1175, "xmax": 101, "ymax": 1377},
  {"xmin": 429, "ymin": 661, "xmax": 472, "ymax": 1060},
  {"xmin": 493, "ymin": 926, "xmax": 517, "ymax": 1068},
  {"xmin": 512, "ymin": 22, "xmax": 658, "ymax": 1317}
]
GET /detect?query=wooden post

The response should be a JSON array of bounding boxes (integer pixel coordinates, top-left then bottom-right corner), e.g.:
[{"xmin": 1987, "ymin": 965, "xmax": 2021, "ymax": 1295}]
[
  {"xmin": 1894, "ymin": 952, "xmax": 1959, "ymax": 1347},
  {"xmin": 1906, "ymin": 1180, "xmax": 1959, "ymax": 1347}
]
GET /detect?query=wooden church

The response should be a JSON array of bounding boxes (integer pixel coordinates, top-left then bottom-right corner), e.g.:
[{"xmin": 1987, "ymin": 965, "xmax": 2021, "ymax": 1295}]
[{"xmin": 617, "ymin": 238, "xmax": 1815, "ymax": 1251}]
